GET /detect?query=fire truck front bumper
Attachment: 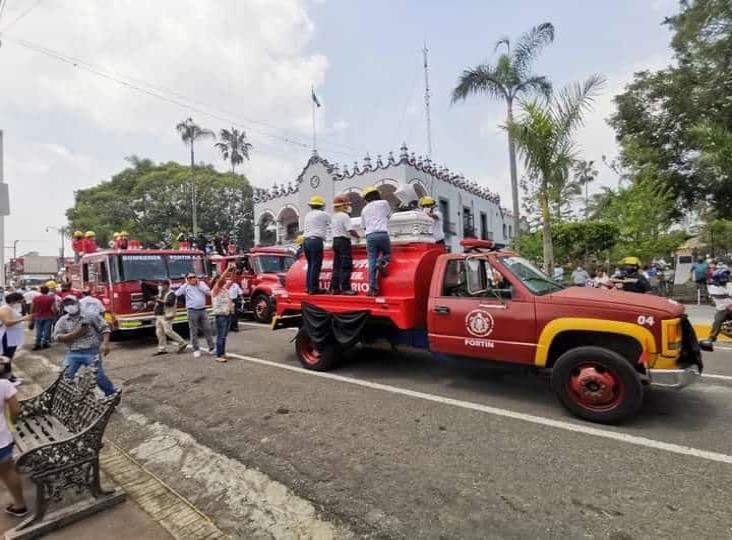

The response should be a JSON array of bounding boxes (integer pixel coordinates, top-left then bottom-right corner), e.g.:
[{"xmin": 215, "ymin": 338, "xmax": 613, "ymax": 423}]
[{"xmin": 648, "ymin": 366, "xmax": 701, "ymax": 389}]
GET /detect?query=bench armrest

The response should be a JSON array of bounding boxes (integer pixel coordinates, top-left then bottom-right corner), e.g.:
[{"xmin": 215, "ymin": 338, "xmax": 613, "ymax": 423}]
[{"xmin": 18, "ymin": 371, "xmax": 64, "ymax": 419}]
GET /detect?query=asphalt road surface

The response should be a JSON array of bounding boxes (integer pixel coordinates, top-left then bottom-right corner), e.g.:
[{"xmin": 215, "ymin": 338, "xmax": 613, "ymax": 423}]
[{"xmin": 18, "ymin": 322, "xmax": 732, "ymax": 539}]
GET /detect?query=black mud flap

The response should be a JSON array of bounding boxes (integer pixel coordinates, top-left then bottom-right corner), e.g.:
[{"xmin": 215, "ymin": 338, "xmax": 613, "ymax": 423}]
[
  {"xmin": 679, "ymin": 315, "xmax": 704, "ymax": 372},
  {"xmin": 302, "ymin": 302, "xmax": 370, "ymax": 347}
]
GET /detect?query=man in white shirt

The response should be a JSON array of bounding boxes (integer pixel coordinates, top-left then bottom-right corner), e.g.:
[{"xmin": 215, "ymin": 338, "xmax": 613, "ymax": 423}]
[
  {"xmin": 228, "ymin": 277, "xmax": 243, "ymax": 331},
  {"xmin": 418, "ymin": 196, "xmax": 445, "ymax": 245},
  {"xmin": 360, "ymin": 186, "xmax": 392, "ymax": 296},
  {"xmin": 303, "ymin": 195, "xmax": 330, "ymax": 294},
  {"xmin": 22, "ymin": 287, "xmax": 40, "ymax": 316},
  {"xmin": 571, "ymin": 265, "xmax": 590, "ymax": 287},
  {"xmin": 79, "ymin": 289, "xmax": 105, "ymax": 317},
  {"xmin": 330, "ymin": 195, "xmax": 359, "ymax": 295},
  {"xmin": 701, "ymin": 268, "xmax": 732, "ymax": 347}
]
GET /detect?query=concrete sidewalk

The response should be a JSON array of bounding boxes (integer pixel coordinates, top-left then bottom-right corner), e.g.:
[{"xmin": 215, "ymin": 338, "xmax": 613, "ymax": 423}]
[{"xmin": 1, "ymin": 357, "xmax": 226, "ymax": 540}]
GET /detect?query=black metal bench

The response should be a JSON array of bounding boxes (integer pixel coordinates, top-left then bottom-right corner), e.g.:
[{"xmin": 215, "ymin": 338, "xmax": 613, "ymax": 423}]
[{"xmin": 5, "ymin": 369, "xmax": 125, "ymax": 539}]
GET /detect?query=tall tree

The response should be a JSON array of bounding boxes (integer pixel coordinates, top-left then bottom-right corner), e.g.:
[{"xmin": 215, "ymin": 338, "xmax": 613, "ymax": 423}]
[
  {"xmin": 176, "ymin": 118, "xmax": 215, "ymax": 235},
  {"xmin": 451, "ymin": 22, "xmax": 555, "ymax": 240},
  {"xmin": 610, "ymin": 0, "xmax": 732, "ymax": 217},
  {"xmin": 573, "ymin": 159, "xmax": 599, "ymax": 218},
  {"xmin": 506, "ymin": 75, "xmax": 604, "ymax": 272},
  {"xmin": 67, "ymin": 158, "xmax": 255, "ymax": 249},
  {"xmin": 215, "ymin": 127, "xmax": 253, "ymax": 177}
]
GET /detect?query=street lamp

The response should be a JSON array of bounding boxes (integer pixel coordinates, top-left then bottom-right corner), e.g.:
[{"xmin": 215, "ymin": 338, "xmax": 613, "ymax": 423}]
[{"xmin": 46, "ymin": 226, "xmax": 67, "ymax": 270}]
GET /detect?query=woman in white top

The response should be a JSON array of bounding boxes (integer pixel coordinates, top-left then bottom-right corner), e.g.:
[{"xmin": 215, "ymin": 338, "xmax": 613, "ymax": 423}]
[
  {"xmin": 0, "ymin": 293, "xmax": 30, "ymax": 386},
  {"xmin": 0, "ymin": 367, "xmax": 27, "ymax": 517},
  {"xmin": 360, "ymin": 186, "xmax": 392, "ymax": 296},
  {"xmin": 211, "ymin": 266, "xmax": 235, "ymax": 363}
]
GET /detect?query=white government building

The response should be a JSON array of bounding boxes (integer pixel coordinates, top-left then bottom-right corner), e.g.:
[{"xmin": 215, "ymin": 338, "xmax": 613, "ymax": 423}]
[{"xmin": 253, "ymin": 144, "xmax": 516, "ymax": 252}]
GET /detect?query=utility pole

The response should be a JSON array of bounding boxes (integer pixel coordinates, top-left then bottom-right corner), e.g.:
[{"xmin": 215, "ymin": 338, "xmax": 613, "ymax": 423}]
[
  {"xmin": 423, "ymin": 44, "xmax": 433, "ymax": 160},
  {"xmin": 0, "ymin": 130, "xmax": 5, "ymax": 286}
]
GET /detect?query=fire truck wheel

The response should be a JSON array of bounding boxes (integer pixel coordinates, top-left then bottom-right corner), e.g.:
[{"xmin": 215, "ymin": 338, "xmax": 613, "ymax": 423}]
[
  {"xmin": 252, "ymin": 294, "xmax": 273, "ymax": 324},
  {"xmin": 551, "ymin": 346, "xmax": 643, "ymax": 424},
  {"xmin": 295, "ymin": 327, "xmax": 340, "ymax": 371}
]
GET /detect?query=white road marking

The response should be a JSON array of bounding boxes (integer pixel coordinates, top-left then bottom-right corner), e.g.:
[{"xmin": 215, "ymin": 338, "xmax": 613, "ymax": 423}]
[
  {"xmin": 227, "ymin": 352, "xmax": 732, "ymax": 466},
  {"xmin": 702, "ymin": 373, "xmax": 732, "ymax": 381},
  {"xmin": 238, "ymin": 321, "xmax": 298, "ymax": 331}
]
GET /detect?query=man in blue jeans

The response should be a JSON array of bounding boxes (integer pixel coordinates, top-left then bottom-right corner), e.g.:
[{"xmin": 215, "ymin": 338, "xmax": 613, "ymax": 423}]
[
  {"xmin": 53, "ymin": 296, "xmax": 116, "ymax": 396},
  {"xmin": 360, "ymin": 186, "xmax": 392, "ymax": 296},
  {"xmin": 303, "ymin": 195, "xmax": 330, "ymax": 294}
]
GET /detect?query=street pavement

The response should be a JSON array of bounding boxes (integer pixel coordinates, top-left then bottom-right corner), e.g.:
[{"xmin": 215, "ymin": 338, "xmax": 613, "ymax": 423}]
[{"xmin": 4, "ymin": 317, "xmax": 732, "ymax": 538}]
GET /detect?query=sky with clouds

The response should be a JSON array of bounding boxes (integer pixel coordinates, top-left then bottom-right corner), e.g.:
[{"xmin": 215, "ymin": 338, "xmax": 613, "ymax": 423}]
[{"xmin": 0, "ymin": 0, "xmax": 680, "ymax": 257}]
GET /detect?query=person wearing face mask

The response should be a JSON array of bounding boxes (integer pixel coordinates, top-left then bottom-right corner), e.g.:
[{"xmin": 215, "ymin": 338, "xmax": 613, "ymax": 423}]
[
  {"xmin": 153, "ymin": 281, "xmax": 187, "ymax": 356},
  {"xmin": 54, "ymin": 296, "xmax": 116, "ymax": 396},
  {"xmin": 330, "ymin": 195, "xmax": 358, "ymax": 295},
  {"xmin": 0, "ymin": 293, "xmax": 31, "ymax": 386},
  {"xmin": 612, "ymin": 257, "xmax": 651, "ymax": 293}
]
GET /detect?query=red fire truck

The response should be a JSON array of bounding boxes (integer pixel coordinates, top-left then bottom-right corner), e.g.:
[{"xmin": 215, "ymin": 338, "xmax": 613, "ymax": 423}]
[
  {"xmin": 71, "ymin": 248, "xmax": 208, "ymax": 331},
  {"xmin": 274, "ymin": 238, "xmax": 704, "ymax": 424},
  {"xmin": 209, "ymin": 247, "xmax": 295, "ymax": 323}
]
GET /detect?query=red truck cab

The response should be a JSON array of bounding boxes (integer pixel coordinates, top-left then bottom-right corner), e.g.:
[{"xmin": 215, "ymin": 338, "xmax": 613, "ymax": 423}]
[
  {"xmin": 71, "ymin": 248, "xmax": 208, "ymax": 331},
  {"xmin": 210, "ymin": 248, "xmax": 295, "ymax": 323},
  {"xmin": 275, "ymin": 232, "xmax": 703, "ymax": 424}
]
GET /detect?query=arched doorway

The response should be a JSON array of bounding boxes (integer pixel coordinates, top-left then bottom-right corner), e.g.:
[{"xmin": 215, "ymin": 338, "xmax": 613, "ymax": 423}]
[
  {"xmin": 278, "ymin": 206, "xmax": 300, "ymax": 243},
  {"xmin": 258, "ymin": 212, "xmax": 276, "ymax": 246}
]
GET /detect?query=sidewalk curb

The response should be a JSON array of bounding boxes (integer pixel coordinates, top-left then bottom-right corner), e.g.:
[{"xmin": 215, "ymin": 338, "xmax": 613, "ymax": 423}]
[{"xmin": 13, "ymin": 352, "xmax": 229, "ymax": 540}]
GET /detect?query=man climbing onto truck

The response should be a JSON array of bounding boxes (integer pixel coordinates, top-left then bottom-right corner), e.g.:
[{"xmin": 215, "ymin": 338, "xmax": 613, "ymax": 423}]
[
  {"xmin": 330, "ymin": 195, "xmax": 358, "ymax": 295},
  {"xmin": 360, "ymin": 186, "xmax": 391, "ymax": 296},
  {"xmin": 419, "ymin": 196, "xmax": 445, "ymax": 246}
]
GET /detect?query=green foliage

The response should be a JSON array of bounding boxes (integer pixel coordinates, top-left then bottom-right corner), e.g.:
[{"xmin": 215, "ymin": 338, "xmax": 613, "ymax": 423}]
[
  {"xmin": 610, "ymin": 0, "xmax": 732, "ymax": 217},
  {"xmin": 66, "ymin": 158, "xmax": 254, "ymax": 249},
  {"xmin": 700, "ymin": 219, "xmax": 732, "ymax": 258},
  {"xmin": 517, "ymin": 221, "xmax": 618, "ymax": 265},
  {"xmin": 592, "ymin": 178, "xmax": 687, "ymax": 262}
]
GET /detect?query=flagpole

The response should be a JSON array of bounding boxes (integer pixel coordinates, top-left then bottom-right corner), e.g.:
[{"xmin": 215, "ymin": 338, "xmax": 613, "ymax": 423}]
[{"xmin": 311, "ymin": 86, "xmax": 317, "ymax": 154}]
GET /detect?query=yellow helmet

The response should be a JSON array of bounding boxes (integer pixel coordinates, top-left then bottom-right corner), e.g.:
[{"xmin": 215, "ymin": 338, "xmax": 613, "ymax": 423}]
[
  {"xmin": 45, "ymin": 280, "xmax": 58, "ymax": 289},
  {"xmin": 621, "ymin": 256, "xmax": 641, "ymax": 266},
  {"xmin": 73, "ymin": 230, "xmax": 83, "ymax": 238},
  {"xmin": 362, "ymin": 186, "xmax": 379, "ymax": 197},
  {"xmin": 120, "ymin": 230, "xmax": 128, "ymax": 236},
  {"xmin": 419, "ymin": 196, "xmax": 436, "ymax": 208},
  {"xmin": 85, "ymin": 231, "xmax": 96, "ymax": 237},
  {"xmin": 308, "ymin": 195, "xmax": 325, "ymax": 207},
  {"xmin": 112, "ymin": 232, "xmax": 120, "ymax": 239},
  {"xmin": 295, "ymin": 235, "xmax": 304, "ymax": 246}
]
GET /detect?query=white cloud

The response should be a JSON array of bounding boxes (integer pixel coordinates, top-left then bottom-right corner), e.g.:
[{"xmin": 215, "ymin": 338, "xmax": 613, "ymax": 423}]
[{"xmin": 0, "ymin": 0, "xmax": 328, "ymax": 256}]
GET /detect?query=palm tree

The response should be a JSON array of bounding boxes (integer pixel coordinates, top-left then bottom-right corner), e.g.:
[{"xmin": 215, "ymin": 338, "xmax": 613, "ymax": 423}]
[
  {"xmin": 215, "ymin": 127, "xmax": 253, "ymax": 177},
  {"xmin": 506, "ymin": 75, "xmax": 605, "ymax": 272},
  {"xmin": 573, "ymin": 159, "xmax": 599, "ymax": 218},
  {"xmin": 451, "ymin": 22, "xmax": 555, "ymax": 241},
  {"xmin": 176, "ymin": 118, "xmax": 215, "ymax": 235}
]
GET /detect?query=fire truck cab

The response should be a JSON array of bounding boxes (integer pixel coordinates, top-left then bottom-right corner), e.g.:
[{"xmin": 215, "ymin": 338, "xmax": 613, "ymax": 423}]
[
  {"xmin": 209, "ymin": 247, "xmax": 295, "ymax": 323},
  {"xmin": 274, "ymin": 210, "xmax": 704, "ymax": 424},
  {"xmin": 72, "ymin": 248, "xmax": 208, "ymax": 331}
]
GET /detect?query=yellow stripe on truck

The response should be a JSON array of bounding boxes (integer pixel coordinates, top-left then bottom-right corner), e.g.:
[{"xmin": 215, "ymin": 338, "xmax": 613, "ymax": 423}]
[{"xmin": 534, "ymin": 318, "xmax": 657, "ymax": 368}]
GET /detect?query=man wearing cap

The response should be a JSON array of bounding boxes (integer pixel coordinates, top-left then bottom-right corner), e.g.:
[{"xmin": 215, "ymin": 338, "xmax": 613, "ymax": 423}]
[
  {"xmin": 72, "ymin": 231, "xmax": 85, "ymax": 262},
  {"xmin": 419, "ymin": 196, "xmax": 445, "ymax": 245},
  {"xmin": 330, "ymin": 195, "xmax": 358, "ymax": 295},
  {"xmin": 54, "ymin": 296, "xmax": 116, "ymax": 396},
  {"xmin": 360, "ymin": 186, "xmax": 392, "ymax": 296},
  {"xmin": 303, "ymin": 195, "xmax": 330, "ymax": 294},
  {"xmin": 83, "ymin": 231, "xmax": 98, "ymax": 255}
]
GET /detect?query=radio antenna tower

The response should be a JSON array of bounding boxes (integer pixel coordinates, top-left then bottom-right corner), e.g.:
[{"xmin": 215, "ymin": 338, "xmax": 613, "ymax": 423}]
[{"xmin": 423, "ymin": 43, "xmax": 433, "ymax": 159}]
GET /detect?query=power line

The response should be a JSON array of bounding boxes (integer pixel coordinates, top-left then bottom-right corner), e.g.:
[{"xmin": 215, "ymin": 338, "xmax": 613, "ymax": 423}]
[
  {"xmin": 0, "ymin": 34, "xmax": 365, "ymax": 160},
  {"xmin": 0, "ymin": 0, "xmax": 44, "ymax": 32}
]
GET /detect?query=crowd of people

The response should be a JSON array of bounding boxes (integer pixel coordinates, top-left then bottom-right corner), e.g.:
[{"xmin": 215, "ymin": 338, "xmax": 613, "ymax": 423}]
[
  {"xmin": 555, "ymin": 258, "xmax": 673, "ymax": 295},
  {"xmin": 301, "ymin": 187, "xmax": 444, "ymax": 296}
]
